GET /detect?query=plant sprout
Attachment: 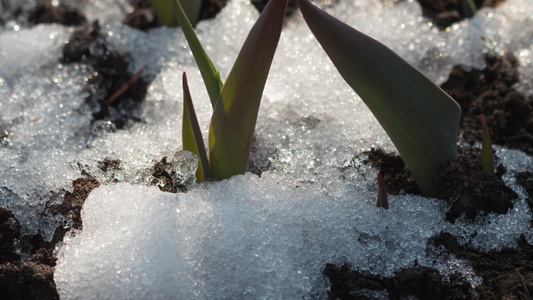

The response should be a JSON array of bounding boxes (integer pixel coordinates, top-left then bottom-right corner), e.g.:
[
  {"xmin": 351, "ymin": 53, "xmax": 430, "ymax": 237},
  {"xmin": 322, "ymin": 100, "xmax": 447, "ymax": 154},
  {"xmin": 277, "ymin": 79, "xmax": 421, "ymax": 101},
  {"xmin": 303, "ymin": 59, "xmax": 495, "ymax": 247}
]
[
  {"xmin": 150, "ymin": 0, "xmax": 201, "ymax": 27},
  {"xmin": 173, "ymin": 0, "xmax": 288, "ymax": 182},
  {"xmin": 480, "ymin": 114, "xmax": 495, "ymax": 175},
  {"xmin": 297, "ymin": 0, "xmax": 461, "ymax": 197}
]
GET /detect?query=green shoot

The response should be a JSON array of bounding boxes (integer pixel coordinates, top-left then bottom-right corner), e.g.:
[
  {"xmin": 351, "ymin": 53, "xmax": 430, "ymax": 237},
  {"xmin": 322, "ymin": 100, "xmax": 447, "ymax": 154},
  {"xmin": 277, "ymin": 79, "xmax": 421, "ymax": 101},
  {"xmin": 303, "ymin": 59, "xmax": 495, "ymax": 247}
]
[
  {"xmin": 150, "ymin": 0, "xmax": 201, "ymax": 27},
  {"xmin": 376, "ymin": 172, "xmax": 389, "ymax": 209},
  {"xmin": 480, "ymin": 114, "xmax": 495, "ymax": 175},
  {"xmin": 297, "ymin": 0, "xmax": 461, "ymax": 197},
  {"xmin": 176, "ymin": 0, "xmax": 288, "ymax": 181},
  {"xmin": 172, "ymin": 0, "xmax": 222, "ymax": 107},
  {"xmin": 182, "ymin": 72, "xmax": 211, "ymax": 181}
]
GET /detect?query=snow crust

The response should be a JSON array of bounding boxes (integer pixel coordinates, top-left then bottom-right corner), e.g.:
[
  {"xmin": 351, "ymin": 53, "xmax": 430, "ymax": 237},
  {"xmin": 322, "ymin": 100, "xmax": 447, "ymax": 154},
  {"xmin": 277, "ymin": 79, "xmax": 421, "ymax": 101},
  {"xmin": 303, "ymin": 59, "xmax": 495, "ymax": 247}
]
[{"xmin": 0, "ymin": 0, "xmax": 532, "ymax": 298}]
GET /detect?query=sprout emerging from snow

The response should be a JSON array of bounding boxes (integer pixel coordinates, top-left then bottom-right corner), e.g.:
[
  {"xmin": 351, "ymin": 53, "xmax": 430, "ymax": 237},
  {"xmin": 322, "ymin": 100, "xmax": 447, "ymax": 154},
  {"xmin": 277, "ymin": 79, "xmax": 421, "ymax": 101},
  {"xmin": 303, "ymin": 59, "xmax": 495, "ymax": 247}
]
[
  {"xmin": 297, "ymin": 0, "xmax": 461, "ymax": 197},
  {"xmin": 173, "ymin": 0, "xmax": 288, "ymax": 182}
]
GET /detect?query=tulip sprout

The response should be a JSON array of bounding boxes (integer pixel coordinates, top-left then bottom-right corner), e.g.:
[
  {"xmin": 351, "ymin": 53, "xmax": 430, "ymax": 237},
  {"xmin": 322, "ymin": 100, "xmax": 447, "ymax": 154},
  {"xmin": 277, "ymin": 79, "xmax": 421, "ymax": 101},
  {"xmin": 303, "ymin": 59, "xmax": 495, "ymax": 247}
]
[
  {"xmin": 297, "ymin": 0, "xmax": 461, "ymax": 197},
  {"xmin": 173, "ymin": 0, "xmax": 288, "ymax": 181}
]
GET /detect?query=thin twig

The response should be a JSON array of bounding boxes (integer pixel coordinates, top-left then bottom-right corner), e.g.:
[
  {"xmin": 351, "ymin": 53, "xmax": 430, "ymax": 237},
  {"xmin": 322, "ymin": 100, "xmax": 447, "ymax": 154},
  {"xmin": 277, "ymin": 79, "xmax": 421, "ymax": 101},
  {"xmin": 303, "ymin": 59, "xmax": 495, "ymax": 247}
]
[{"xmin": 104, "ymin": 67, "xmax": 145, "ymax": 106}]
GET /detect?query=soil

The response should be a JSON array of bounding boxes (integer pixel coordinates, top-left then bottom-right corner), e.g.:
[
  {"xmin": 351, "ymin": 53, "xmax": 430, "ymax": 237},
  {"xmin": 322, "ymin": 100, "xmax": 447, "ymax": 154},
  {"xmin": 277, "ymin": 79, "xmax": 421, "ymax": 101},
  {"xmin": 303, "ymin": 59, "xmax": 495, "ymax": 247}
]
[
  {"xmin": 417, "ymin": 0, "xmax": 506, "ymax": 29},
  {"xmin": 0, "ymin": 0, "xmax": 532, "ymax": 299}
]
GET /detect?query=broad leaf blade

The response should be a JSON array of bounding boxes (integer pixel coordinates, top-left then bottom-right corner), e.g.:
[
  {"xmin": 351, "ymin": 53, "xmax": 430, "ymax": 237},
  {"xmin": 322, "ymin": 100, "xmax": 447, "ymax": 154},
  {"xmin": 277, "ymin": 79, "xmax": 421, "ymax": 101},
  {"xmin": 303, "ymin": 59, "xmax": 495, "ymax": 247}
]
[
  {"xmin": 182, "ymin": 72, "xmax": 211, "ymax": 182},
  {"xmin": 297, "ymin": 0, "xmax": 461, "ymax": 196},
  {"xmin": 208, "ymin": 0, "xmax": 287, "ymax": 180},
  {"xmin": 172, "ymin": 0, "xmax": 222, "ymax": 108}
]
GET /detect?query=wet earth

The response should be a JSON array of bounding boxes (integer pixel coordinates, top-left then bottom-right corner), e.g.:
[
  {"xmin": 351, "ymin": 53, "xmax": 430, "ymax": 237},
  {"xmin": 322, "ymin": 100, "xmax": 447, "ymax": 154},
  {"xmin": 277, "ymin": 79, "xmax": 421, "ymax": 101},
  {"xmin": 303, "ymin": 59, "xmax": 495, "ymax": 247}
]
[{"xmin": 1, "ymin": 0, "xmax": 532, "ymax": 299}]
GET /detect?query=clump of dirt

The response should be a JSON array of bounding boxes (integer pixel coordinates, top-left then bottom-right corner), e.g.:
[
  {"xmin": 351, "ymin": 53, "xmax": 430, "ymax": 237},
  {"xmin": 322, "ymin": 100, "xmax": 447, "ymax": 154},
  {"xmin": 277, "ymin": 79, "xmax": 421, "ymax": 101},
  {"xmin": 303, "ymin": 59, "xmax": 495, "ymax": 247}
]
[
  {"xmin": 324, "ymin": 232, "xmax": 533, "ymax": 299},
  {"xmin": 0, "ymin": 245, "xmax": 59, "ymax": 300},
  {"xmin": 124, "ymin": 0, "xmax": 159, "ymax": 30},
  {"xmin": 436, "ymin": 154, "xmax": 516, "ymax": 221},
  {"xmin": 48, "ymin": 177, "xmax": 101, "ymax": 243},
  {"xmin": 0, "ymin": 175, "xmax": 100, "ymax": 300},
  {"xmin": 0, "ymin": 0, "xmax": 87, "ymax": 27},
  {"xmin": 198, "ymin": 0, "xmax": 229, "ymax": 20},
  {"xmin": 97, "ymin": 158, "xmax": 122, "ymax": 174},
  {"xmin": 442, "ymin": 54, "xmax": 533, "ymax": 156},
  {"xmin": 417, "ymin": 0, "xmax": 505, "ymax": 29},
  {"xmin": 515, "ymin": 171, "xmax": 533, "ymax": 227},
  {"xmin": 363, "ymin": 148, "xmax": 420, "ymax": 196},
  {"xmin": 62, "ymin": 21, "xmax": 100, "ymax": 63},
  {"xmin": 28, "ymin": 0, "xmax": 87, "ymax": 26},
  {"xmin": 62, "ymin": 22, "xmax": 149, "ymax": 131},
  {"xmin": 363, "ymin": 147, "xmax": 515, "ymax": 222},
  {"xmin": 430, "ymin": 232, "xmax": 533, "ymax": 299},
  {"xmin": 150, "ymin": 157, "xmax": 189, "ymax": 193},
  {"xmin": 0, "ymin": 208, "xmax": 21, "ymax": 264},
  {"xmin": 324, "ymin": 262, "xmax": 472, "ymax": 299}
]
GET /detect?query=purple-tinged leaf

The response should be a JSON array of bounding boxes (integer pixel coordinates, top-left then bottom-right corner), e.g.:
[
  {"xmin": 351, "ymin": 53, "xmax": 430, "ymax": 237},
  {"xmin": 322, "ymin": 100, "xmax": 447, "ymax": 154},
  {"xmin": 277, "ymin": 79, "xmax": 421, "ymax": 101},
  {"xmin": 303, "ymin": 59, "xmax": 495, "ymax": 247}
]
[
  {"xmin": 297, "ymin": 0, "xmax": 461, "ymax": 196},
  {"xmin": 182, "ymin": 72, "xmax": 211, "ymax": 182},
  {"xmin": 173, "ymin": 0, "xmax": 222, "ymax": 108},
  {"xmin": 208, "ymin": 0, "xmax": 287, "ymax": 180}
]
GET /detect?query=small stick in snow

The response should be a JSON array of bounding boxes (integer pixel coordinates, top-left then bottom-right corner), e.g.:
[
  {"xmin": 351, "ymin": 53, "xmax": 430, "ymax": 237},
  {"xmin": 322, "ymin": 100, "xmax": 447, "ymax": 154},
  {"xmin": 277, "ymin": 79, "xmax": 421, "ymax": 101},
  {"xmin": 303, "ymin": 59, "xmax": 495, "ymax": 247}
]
[
  {"xmin": 376, "ymin": 172, "xmax": 389, "ymax": 209},
  {"xmin": 104, "ymin": 67, "xmax": 145, "ymax": 106}
]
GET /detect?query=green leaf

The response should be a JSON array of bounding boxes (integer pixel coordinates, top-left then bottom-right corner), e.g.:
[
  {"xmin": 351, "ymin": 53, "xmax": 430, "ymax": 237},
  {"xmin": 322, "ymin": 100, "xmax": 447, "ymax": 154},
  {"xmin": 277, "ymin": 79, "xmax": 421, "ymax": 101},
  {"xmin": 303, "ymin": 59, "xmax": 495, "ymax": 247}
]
[
  {"xmin": 480, "ymin": 114, "xmax": 495, "ymax": 175},
  {"xmin": 172, "ymin": 0, "xmax": 222, "ymax": 108},
  {"xmin": 150, "ymin": 0, "xmax": 201, "ymax": 27},
  {"xmin": 297, "ymin": 0, "xmax": 461, "ymax": 197},
  {"xmin": 182, "ymin": 72, "xmax": 211, "ymax": 182},
  {"xmin": 208, "ymin": 0, "xmax": 287, "ymax": 180}
]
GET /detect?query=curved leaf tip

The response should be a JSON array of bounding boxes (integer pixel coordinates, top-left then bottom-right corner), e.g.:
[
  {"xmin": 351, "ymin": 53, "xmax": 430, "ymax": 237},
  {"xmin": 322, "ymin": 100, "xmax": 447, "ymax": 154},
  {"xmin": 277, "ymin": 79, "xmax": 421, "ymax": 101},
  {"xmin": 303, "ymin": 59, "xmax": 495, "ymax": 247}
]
[{"xmin": 297, "ymin": 0, "xmax": 460, "ymax": 196}]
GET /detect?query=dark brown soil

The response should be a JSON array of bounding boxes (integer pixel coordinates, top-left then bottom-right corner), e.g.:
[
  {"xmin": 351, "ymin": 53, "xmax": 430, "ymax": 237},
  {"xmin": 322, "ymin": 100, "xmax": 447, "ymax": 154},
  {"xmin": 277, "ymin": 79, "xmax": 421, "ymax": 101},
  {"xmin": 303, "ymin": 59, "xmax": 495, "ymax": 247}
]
[
  {"xmin": 28, "ymin": 0, "xmax": 87, "ymax": 26},
  {"xmin": 0, "ymin": 0, "xmax": 87, "ymax": 27},
  {"xmin": 430, "ymin": 233, "xmax": 533, "ymax": 300},
  {"xmin": 324, "ymin": 262, "xmax": 472, "ymax": 299},
  {"xmin": 0, "ymin": 177, "xmax": 99, "ymax": 300},
  {"xmin": 418, "ymin": 0, "xmax": 506, "ymax": 29},
  {"xmin": 363, "ymin": 148, "xmax": 420, "ymax": 196},
  {"xmin": 1, "ymin": 0, "xmax": 532, "ymax": 299},
  {"xmin": 436, "ymin": 154, "xmax": 516, "ymax": 222},
  {"xmin": 61, "ymin": 21, "xmax": 150, "ymax": 131},
  {"xmin": 442, "ymin": 54, "xmax": 533, "ymax": 156},
  {"xmin": 150, "ymin": 157, "xmax": 189, "ymax": 193},
  {"xmin": 325, "ymin": 233, "xmax": 533, "ymax": 299}
]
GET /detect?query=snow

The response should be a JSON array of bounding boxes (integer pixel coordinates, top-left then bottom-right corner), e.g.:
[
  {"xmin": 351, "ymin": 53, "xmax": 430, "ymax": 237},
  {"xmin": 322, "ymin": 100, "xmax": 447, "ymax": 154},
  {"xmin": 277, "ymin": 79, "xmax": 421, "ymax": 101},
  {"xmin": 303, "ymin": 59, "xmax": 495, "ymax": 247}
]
[
  {"xmin": 0, "ymin": 0, "xmax": 532, "ymax": 298},
  {"xmin": 54, "ymin": 177, "xmax": 450, "ymax": 299}
]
